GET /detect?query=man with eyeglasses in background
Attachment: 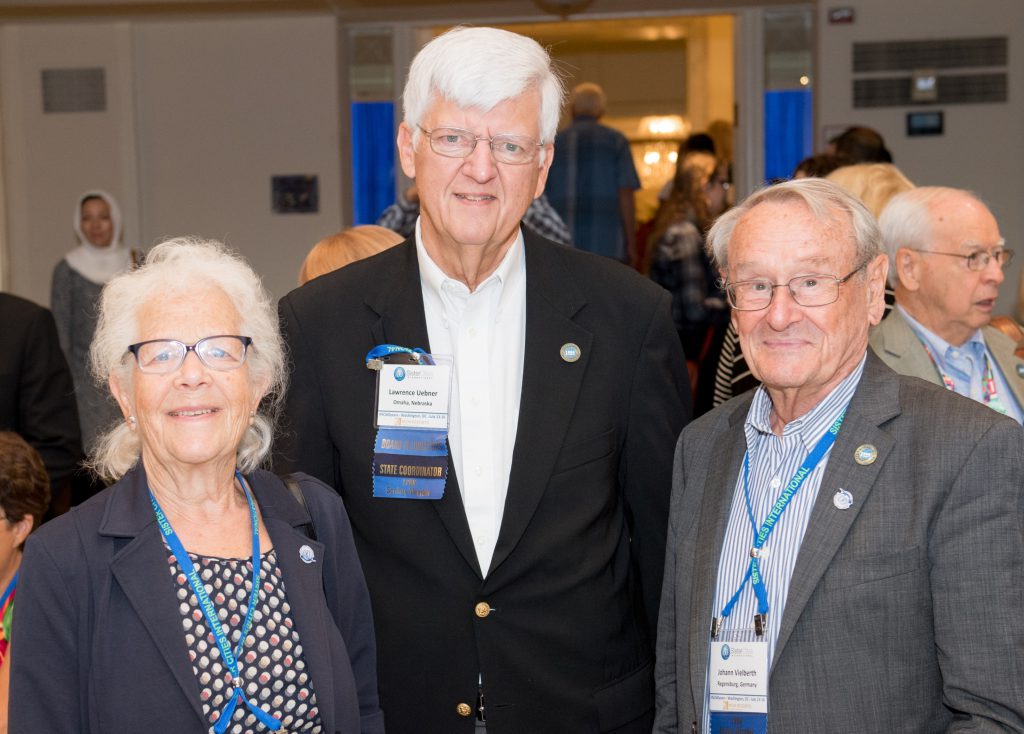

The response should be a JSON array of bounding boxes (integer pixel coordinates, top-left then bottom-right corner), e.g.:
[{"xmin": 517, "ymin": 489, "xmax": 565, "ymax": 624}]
[
  {"xmin": 869, "ymin": 186, "xmax": 1024, "ymax": 421},
  {"xmin": 277, "ymin": 26, "xmax": 690, "ymax": 734},
  {"xmin": 654, "ymin": 178, "xmax": 1024, "ymax": 733}
]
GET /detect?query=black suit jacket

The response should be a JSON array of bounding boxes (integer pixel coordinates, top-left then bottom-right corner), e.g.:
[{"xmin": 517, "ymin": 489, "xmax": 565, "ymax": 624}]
[
  {"xmin": 11, "ymin": 468, "xmax": 385, "ymax": 733},
  {"xmin": 0, "ymin": 292, "xmax": 83, "ymax": 484},
  {"xmin": 276, "ymin": 232, "xmax": 691, "ymax": 733}
]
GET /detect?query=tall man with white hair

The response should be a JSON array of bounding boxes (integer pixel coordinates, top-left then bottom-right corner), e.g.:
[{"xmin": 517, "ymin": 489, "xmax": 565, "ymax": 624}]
[
  {"xmin": 278, "ymin": 27, "xmax": 690, "ymax": 733},
  {"xmin": 654, "ymin": 178, "xmax": 1024, "ymax": 732},
  {"xmin": 869, "ymin": 186, "xmax": 1024, "ymax": 421}
]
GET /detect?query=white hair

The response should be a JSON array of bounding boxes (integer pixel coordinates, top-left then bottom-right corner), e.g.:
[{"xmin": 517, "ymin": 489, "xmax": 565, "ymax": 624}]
[
  {"xmin": 878, "ymin": 186, "xmax": 983, "ymax": 287},
  {"xmin": 88, "ymin": 237, "xmax": 287, "ymax": 481},
  {"xmin": 402, "ymin": 26, "xmax": 565, "ymax": 156},
  {"xmin": 706, "ymin": 178, "xmax": 882, "ymax": 274}
]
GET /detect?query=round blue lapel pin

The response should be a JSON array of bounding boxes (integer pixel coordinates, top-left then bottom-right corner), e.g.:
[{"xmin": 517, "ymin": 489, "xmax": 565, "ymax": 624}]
[
  {"xmin": 854, "ymin": 444, "xmax": 877, "ymax": 465},
  {"xmin": 560, "ymin": 343, "xmax": 581, "ymax": 363}
]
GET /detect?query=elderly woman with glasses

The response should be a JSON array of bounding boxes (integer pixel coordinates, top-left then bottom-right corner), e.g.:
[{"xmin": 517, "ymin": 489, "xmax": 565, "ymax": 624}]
[{"xmin": 11, "ymin": 238, "xmax": 384, "ymax": 734}]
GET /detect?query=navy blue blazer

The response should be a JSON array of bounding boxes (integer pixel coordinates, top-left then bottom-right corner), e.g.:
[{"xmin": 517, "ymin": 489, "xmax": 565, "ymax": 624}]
[{"xmin": 10, "ymin": 466, "xmax": 385, "ymax": 733}]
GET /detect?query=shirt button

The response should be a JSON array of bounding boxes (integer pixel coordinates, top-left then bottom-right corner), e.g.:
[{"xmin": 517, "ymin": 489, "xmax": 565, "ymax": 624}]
[
  {"xmin": 475, "ymin": 534, "xmax": 489, "ymax": 546},
  {"xmin": 474, "ymin": 465, "xmax": 483, "ymax": 476},
  {"xmin": 770, "ymin": 477, "xmax": 781, "ymax": 490},
  {"xmin": 475, "ymin": 602, "xmax": 492, "ymax": 618},
  {"xmin": 468, "ymin": 327, "xmax": 478, "ymax": 338},
  {"xmin": 471, "ymin": 395, "xmax": 480, "ymax": 406},
  {"xmin": 456, "ymin": 702, "xmax": 473, "ymax": 717}
]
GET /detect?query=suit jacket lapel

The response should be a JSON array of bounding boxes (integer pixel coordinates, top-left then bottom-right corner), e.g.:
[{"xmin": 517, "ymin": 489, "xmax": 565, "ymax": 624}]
[
  {"xmin": 102, "ymin": 467, "xmax": 208, "ymax": 729},
  {"xmin": 489, "ymin": 233, "xmax": 590, "ymax": 576},
  {"xmin": 688, "ymin": 397, "xmax": 751, "ymax": 709},
  {"xmin": 984, "ymin": 324, "xmax": 1024, "ymax": 411},
  {"xmin": 366, "ymin": 239, "xmax": 481, "ymax": 577},
  {"xmin": 249, "ymin": 473, "xmax": 337, "ymax": 734},
  {"xmin": 874, "ymin": 309, "xmax": 941, "ymax": 387},
  {"xmin": 772, "ymin": 354, "xmax": 900, "ymax": 666}
]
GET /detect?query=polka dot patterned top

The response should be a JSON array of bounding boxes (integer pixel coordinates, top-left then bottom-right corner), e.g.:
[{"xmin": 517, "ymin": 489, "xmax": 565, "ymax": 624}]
[{"xmin": 167, "ymin": 548, "xmax": 324, "ymax": 733}]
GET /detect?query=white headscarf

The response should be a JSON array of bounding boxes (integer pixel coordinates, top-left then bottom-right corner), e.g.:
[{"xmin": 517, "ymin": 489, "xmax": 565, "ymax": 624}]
[{"xmin": 64, "ymin": 190, "xmax": 133, "ymax": 285}]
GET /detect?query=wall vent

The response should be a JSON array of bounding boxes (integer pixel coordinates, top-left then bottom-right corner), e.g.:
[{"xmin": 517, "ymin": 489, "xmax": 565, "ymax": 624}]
[
  {"xmin": 41, "ymin": 67, "xmax": 106, "ymax": 113},
  {"xmin": 853, "ymin": 37, "xmax": 1007, "ymax": 73},
  {"xmin": 854, "ymin": 72, "xmax": 1007, "ymax": 108}
]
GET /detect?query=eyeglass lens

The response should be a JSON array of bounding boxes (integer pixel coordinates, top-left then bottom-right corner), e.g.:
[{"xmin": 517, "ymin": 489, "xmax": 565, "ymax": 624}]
[
  {"xmin": 424, "ymin": 127, "xmax": 537, "ymax": 164},
  {"xmin": 132, "ymin": 336, "xmax": 250, "ymax": 373}
]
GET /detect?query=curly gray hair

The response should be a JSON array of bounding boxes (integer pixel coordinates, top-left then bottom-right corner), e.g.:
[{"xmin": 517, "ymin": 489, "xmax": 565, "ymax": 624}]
[{"xmin": 87, "ymin": 237, "xmax": 287, "ymax": 481}]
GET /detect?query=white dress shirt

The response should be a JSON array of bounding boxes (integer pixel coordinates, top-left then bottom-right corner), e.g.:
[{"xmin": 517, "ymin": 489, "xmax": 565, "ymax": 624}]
[{"xmin": 415, "ymin": 221, "xmax": 527, "ymax": 575}]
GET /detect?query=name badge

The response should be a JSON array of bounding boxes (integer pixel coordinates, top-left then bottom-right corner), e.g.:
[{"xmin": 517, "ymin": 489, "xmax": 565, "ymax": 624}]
[
  {"xmin": 375, "ymin": 361, "xmax": 452, "ymax": 430},
  {"xmin": 369, "ymin": 350, "xmax": 453, "ymax": 500},
  {"xmin": 708, "ymin": 637, "xmax": 768, "ymax": 734}
]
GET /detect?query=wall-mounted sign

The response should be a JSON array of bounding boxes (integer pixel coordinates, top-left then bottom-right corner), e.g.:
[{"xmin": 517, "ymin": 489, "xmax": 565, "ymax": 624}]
[
  {"xmin": 906, "ymin": 111, "xmax": 944, "ymax": 137},
  {"xmin": 271, "ymin": 175, "xmax": 319, "ymax": 214}
]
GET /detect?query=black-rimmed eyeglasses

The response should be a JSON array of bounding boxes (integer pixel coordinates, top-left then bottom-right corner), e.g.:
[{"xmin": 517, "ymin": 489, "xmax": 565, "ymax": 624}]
[
  {"xmin": 418, "ymin": 125, "xmax": 543, "ymax": 165},
  {"xmin": 126, "ymin": 335, "xmax": 253, "ymax": 374},
  {"xmin": 908, "ymin": 246, "xmax": 1013, "ymax": 271},
  {"xmin": 724, "ymin": 265, "xmax": 866, "ymax": 311}
]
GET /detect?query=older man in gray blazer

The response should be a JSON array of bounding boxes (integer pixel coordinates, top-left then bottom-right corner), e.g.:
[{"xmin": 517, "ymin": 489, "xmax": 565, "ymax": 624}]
[
  {"xmin": 869, "ymin": 186, "xmax": 1024, "ymax": 421},
  {"xmin": 654, "ymin": 178, "xmax": 1024, "ymax": 733}
]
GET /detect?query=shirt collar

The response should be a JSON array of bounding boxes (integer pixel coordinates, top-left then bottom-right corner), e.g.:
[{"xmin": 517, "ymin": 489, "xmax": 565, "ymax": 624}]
[
  {"xmin": 898, "ymin": 305, "xmax": 987, "ymax": 365},
  {"xmin": 415, "ymin": 218, "xmax": 525, "ymax": 303},
  {"xmin": 745, "ymin": 353, "xmax": 867, "ymax": 451}
]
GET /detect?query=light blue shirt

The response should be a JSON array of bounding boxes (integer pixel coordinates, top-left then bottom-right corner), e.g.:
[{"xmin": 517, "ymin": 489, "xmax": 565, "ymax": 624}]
[
  {"xmin": 703, "ymin": 354, "xmax": 866, "ymax": 731},
  {"xmin": 899, "ymin": 306, "xmax": 1023, "ymax": 424}
]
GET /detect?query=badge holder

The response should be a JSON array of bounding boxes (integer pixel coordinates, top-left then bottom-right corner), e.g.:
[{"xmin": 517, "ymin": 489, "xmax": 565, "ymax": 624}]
[
  {"xmin": 708, "ymin": 626, "xmax": 769, "ymax": 734},
  {"xmin": 368, "ymin": 349, "xmax": 453, "ymax": 500}
]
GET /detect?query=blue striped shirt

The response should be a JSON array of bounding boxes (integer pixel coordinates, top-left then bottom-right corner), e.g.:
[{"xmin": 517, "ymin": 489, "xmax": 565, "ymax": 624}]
[{"xmin": 702, "ymin": 354, "xmax": 866, "ymax": 732}]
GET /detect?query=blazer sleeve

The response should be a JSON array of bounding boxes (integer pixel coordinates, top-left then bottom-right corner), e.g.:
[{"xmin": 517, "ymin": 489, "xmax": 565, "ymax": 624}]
[
  {"xmin": 276, "ymin": 295, "xmax": 338, "ymax": 487},
  {"xmin": 930, "ymin": 418, "xmax": 1024, "ymax": 730},
  {"xmin": 622, "ymin": 287, "xmax": 691, "ymax": 638},
  {"xmin": 9, "ymin": 533, "xmax": 85, "ymax": 734},
  {"xmin": 17, "ymin": 304, "xmax": 83, "ymax": 482},
  {"xmin": 300, "ymin": 476, "xmax": 385, "ymax": 734}
]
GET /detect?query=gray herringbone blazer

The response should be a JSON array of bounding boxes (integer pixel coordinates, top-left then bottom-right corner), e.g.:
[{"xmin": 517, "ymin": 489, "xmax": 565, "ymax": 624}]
[{"xmin": 654, "ymin": 351, "xmax": 1024, "ymax": 733}]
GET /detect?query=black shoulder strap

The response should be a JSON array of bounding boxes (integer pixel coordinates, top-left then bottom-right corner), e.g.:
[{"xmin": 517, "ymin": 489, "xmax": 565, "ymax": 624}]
[{"xmin": 280, "ymin": 473, "xmax": 317, "ymax": 542}]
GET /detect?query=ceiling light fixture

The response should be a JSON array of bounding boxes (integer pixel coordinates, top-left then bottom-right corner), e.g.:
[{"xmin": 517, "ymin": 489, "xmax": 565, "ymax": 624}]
[{"xmin": 531, "ymin": 0, "xmax": 596, "ymax": 19}]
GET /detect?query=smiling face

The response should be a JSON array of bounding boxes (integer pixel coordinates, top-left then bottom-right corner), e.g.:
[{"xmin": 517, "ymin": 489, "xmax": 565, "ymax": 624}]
[
  {"xmin": 80, "ymin": 197, "xmax": 114, "ymax": 248},
  {"xmin": 110, "ymin": 286, "xmax": 266, "ymax": 477},
  {"xmin": 728, "ymin": 199, "xmax": 887, "ymax": 417},
  {"xmin": 901, "ymin": 193, "xmax": 1004, "ymax": 347},
  {"xmin": 397, "ymin": 90, "xmax": 552, "ymax": 266}
]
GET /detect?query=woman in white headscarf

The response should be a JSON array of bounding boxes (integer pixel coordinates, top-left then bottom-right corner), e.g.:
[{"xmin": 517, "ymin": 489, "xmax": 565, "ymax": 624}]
[{"xmin": 51, "ymin": 190, "xmax": 140, "ymax": 450}]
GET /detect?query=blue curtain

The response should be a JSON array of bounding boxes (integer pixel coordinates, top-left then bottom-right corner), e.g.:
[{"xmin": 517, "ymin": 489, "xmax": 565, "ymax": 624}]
[
  {"xmin": 351, "ymin": 101, "xmax": 396, "ymax": 225},
  {"xmin": 763, "ymin": 89, "xmax": 813, "ymax": 183}
]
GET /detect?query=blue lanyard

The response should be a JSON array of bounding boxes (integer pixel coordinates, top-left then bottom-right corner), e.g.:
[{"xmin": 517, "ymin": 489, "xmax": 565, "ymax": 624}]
[
  {"xmin": 0, "ymin": 570, "xmax": 17, "ymax": 609},
  {"xmin": 719, "ymin": 409, "xmax": 847, "ymax": 631},
  {"xmin": 365, "ymin": 343, "xmax": 435, "ymax": 366},
  {"xmin": 149, "ymin": 472, "xmax": 281, "ymax": 733}
]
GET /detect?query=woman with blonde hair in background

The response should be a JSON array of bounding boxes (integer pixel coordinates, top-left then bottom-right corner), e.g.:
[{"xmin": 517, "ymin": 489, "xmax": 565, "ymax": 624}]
[
  {"xmin": 299, "ymin": 225, "xmax": 403, "ymax": 285},
  {"xmin": 826, "ymin": 162, "xmax": 914, "ymax": 217}
]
